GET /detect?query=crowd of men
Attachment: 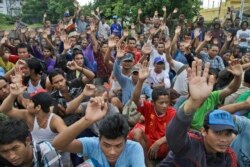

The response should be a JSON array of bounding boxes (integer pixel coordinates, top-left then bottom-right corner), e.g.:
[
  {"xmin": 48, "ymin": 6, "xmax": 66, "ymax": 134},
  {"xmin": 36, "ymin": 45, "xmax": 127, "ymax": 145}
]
[{"xmin": 0, "ymin": 0, "xmax": 250, "ymax": 166}]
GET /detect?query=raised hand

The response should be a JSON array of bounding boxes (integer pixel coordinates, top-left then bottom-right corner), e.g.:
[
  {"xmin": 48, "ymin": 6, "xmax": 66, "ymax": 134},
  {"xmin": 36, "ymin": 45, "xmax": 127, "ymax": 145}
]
[
  {"xmin": 175, "ymin": 26, "xmax": 181, "ymax": 35},
  {"xmin": 85, "ymin": 96, "xmax": 108, "ymax": 122},
  {"xmin": 187, "ymin": 60, "xmax": 215, "ymax": 106},
  {"xmin": 131, "ymin": 23, "xmax": 135, "ymax": 30},
  {"xmin": 227, "ymin": 61, "xmax": 243, "ymax": 77},
  {"xmin": 0, "ymin": 37, "xmax": 7, "ymax": 44},
  {"xmin": 63, "ymin": 38, "xmax": 72, "ymax": 50},
  {"xmin": 154, "ymin": 11, "xmax": 158, "ymax": 17},
  {"xmin": 226, "ymin": 33, "xmax": 232, "ymax": 42},
  {"xmin": 123, "ymin": 29, "xmax": 129, "ymax": 37},
  {"xmin": 60, "ymin": 34, "xmax": 67, "ymax": 42},
  {"xmin": 4, "ymin": 30, "xmax": 9, "ymax": 37},
  {"xmin": 138, "ymin": 61, "xmax": 149, "ymax": 81},
  {"xmin": 116, "ymin": 48, "xmax": 126, "ymax": 59},
  {"xmin": 42, "ymin": 32, "xmax": 48, "ymax": 39},
  {"xmin": 83, "ymin": 84, "xmax": 96, "ymax": 97},
  {"xmin": 21, "ymin": 28, "xmax": 27, "ymax": 34},
  {"xmin": 204, "ymin": 31, "xmax": 212, "ymax": 42},
  {"xmin": 90, "ymin": 23, "xmax": 96, "ymax": 32},
  {"xmin": 91, "ymin": 10, "xmax": 95, "ymax": 16},
  {"xmin": 194, "ymin": 28, "xmax": 201, "ymax": 38},
  {"xmin": 29, "ymin": 31, "xmax": 36, "ymax": 39},
  {"xmin": 10, "ymin": 83, "xmax": 27, "ymax": 96},
  {"xmin": 66, "ymin": 61, "xmax": 79, "ymax": 71},
  {"xmin": 160, "ymin": 23, "xmax": 166, "ymax": 31},
  {"xmin": 173, "ymin": 8, "xmax": 178, "ymax": 13},
  {"xmin": 162, "ymin": 6, "xmax": 167, "ymax": 12},
  {"xmin": 138, "ymin": 8, "xmax": 142, "ymax": 15},
  {"xmin": 142, "ymin": 43, "xmax": 152, "ymax": 55},
  {"xmin": 149, "ymin": 28, "xmax": 156, "ymax": 35},
  {"xmin": 108, "ymin": 38, "xmax": 116, "ymax": 48}
]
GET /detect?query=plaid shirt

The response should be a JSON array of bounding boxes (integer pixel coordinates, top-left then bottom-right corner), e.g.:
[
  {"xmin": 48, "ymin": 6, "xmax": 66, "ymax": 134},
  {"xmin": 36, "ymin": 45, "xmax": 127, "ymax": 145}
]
[
  {"xmin": 32, "ymin": 141, "xmax": 62, "ymax": 167},
  {"xmin": 200, "ymin": 51, "xmax": 225, "ymax": 71}
]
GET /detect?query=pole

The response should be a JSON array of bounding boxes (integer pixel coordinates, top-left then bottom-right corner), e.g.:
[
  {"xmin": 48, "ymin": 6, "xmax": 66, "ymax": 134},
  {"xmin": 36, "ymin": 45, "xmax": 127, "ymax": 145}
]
[
  {"xmin": 218, "ymin": 0, "xmax": 223, "ymax": 18},
  {"xmin": 239, "ymin": 0, "xmax": 245, "ymax": 22}
]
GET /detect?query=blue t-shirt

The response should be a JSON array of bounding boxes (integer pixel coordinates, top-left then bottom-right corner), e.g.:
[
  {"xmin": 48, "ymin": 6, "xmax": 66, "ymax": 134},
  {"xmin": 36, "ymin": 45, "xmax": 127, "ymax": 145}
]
[
  {"xmin": 77, "ymin": 137, "xmax": 145, "ymax": 167},
  {"xmin": 230, "ymin": 116, "xmax": 250, "ymax": 167}
]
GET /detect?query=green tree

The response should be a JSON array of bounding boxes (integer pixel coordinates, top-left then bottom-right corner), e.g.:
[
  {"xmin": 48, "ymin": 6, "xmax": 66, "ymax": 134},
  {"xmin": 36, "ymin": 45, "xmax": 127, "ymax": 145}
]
[{"xmin": 21, "ymin": 0, "xmax": 75, "ymax": 24}]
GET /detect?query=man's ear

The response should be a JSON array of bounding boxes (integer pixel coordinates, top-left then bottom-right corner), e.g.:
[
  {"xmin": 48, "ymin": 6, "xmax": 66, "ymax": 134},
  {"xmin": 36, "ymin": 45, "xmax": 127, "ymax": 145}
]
[
  {"xmin": 25, "ymin": 136, "xmax": 32, "ymax": 146},
  {"xmin": 200, "ymin": 127, "xmax": 207, "ymax": 137},
  {"xmin": 35, "ymin": 104, "xmax": 41, "ymax": 111}
]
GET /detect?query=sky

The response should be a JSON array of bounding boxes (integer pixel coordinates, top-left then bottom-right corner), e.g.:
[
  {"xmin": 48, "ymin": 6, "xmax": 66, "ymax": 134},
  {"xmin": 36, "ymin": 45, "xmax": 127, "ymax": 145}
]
[
  {"xmin": 77, "ymin": 0, "xmax": 94, "ymax": 6},
  {"xmin": 78, "ymin": 0, "xmax": 225, "ymax": 8}
]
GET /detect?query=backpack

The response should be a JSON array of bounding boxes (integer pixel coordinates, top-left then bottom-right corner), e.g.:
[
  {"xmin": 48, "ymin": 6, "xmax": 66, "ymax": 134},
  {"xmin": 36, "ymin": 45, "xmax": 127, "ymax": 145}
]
[{"xmin": 122, "ymin": 100, "xmax": 141, "ymax": 126}]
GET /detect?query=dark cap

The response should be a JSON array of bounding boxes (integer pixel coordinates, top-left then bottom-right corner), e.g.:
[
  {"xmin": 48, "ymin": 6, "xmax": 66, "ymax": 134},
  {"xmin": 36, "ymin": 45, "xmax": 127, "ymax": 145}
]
[
  {"xmin": 23, "ymin": 88, "xmax": 55, "ymax": 109},
  {"xmin": 73, "ymin": 45, "xmax": 82, "ymax": 51},
  {"xmin": 154, "ymin": 56, "xmax": 165, "ymax": 64},
  {"xmin": 64, "ymin": 13, "xmax": 70, "ymax": 17},
  {"xmin": 204, "ymin": 109, "xmax": 237, "ymax": 133}
]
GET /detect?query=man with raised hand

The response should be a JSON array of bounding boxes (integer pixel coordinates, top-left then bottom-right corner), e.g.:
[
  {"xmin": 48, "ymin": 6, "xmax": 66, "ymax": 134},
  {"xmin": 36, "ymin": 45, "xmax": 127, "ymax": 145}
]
[
  {"xmin": 160, "ymin": 60, "xmax": 238, "ymax": 167},
  {"xmin": 53, "ymin": 95, "xmax": 145, "ymax": 167}
]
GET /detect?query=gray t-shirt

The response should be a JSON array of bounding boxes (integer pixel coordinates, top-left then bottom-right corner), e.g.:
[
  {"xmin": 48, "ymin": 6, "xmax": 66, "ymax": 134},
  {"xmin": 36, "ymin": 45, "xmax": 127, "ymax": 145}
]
[{"xmin": 79, "ymin": 102, "xmax": 119, "ymax": 136}]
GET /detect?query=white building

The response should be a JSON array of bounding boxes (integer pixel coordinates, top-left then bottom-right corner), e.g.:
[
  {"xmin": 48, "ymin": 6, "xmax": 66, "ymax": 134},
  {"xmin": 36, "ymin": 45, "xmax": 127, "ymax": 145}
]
[{"xmin": 0, "ymin": 0, "xmax": 22, "ymax": 16}]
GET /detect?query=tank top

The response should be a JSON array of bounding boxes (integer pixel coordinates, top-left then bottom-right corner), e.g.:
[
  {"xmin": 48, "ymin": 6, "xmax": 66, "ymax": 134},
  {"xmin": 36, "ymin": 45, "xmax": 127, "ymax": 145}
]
[
  {"xmin": 27, "ymin": 79, "xmax": 43, "ymax": 93},
  {"xmin": 31, "ymin": 113, "xmax": 57, "ymax": 144}
]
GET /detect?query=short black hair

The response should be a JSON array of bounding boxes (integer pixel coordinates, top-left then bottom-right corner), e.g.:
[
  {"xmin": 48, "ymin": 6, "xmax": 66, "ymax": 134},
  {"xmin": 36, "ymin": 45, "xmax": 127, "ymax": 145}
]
[
  {"xmin": 0, "ymin": 118, "xmax": 30, "ymax": 145},
  {"xmin": 241, "ymin": 21, "xmax": 249, "ymax": 28},
  {"xmin": 17, "ymin": 43, "xmax": 28, "ymax": 50},
  {"xmin": 152, "ymin": 88, "xmax": 170, "ymax": 102},
  {"xmin": 99, "ymin": 113, "xmax": 129, "ymax": 139},
  {"xmin": 48, "ymin": 68, "xmax": 65, "ymax": 83},
  {"xmin": 72, "ymin": 52, "xmax": 83, "ymax": 59},
  {"xmin": 128, "ymin": 37, "xmax": 136, "ymax": 42},
  {"xmin": 0, "ymin": 76, "xmax": 8, "ymax": 83},
  {"xmin": 26, "ymin": 58, "xmax": 42, "ymax": 74}
]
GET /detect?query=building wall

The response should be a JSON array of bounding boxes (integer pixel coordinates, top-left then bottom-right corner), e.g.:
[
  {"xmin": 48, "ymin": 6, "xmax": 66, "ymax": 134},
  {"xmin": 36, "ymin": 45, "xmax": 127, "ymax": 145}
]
[
  {"xmin": 0, "ymin": 0, "xmax": 21, "ymax": 16},
  {"xmin": 200, "ymin": 0, "xmax": 250, "ymax": 21},
  {"xmin": 0, "ymin": 0, "xmax": 8, "ymax": 15}
]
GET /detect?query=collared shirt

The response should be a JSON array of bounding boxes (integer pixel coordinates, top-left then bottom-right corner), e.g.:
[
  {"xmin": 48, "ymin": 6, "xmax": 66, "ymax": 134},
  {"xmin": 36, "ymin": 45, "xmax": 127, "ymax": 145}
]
[
  {"xmin": 31, "ymin": 141, "xmax": 62, "ymax": 167},
  {"xmin": 200, "ymin": 51, "xmax": 225, "ymax": 71}
]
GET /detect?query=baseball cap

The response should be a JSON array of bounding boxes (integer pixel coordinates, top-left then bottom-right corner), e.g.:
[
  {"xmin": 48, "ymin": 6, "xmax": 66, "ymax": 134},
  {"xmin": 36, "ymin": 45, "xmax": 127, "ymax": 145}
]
[
  {"xmin": 113, "ymin": 15, "xmax": 118, "ymax": 19},
  {"xmin": 23, "ymin": 88, "xmax": 55, "ymax": 109},
  {"xmin": 73, "ymin": 45, "xmax": 82, "ymax": 51},
  {"xmin": 154, "ymin": 57, "xmax": 165, "ymax": 64},
  {"xmin": 131, "ymin": 67, "xmax": 139, "ymax": 74},
  {"xmin": 204, "ymin": 109, "xmax": 237, "ymax": 133},
  {"xmin": 64, "ymin": 13, "xmax": 70, "ymax": 17},
  {"xmin": 122, "ymin": 53, "xmax": 134, "ymax": 61}
]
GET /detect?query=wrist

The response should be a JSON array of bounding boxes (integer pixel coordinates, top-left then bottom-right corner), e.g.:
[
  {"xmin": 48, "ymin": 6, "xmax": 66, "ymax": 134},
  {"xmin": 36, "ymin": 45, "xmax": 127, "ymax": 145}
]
[
  {"xmin": 183, "ymin": 98, "xmax": 202, "ymax": 115},
  {"xmin": 81, "ymin": 116, "xmax": 94, "ymax": 126}
]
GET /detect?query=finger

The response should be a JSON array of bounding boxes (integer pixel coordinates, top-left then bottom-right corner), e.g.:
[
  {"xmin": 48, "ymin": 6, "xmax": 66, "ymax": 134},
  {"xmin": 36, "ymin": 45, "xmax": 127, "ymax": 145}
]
[
  {"xmin": 191, "ymin": 60, "xmax": 197, "ymax": 78},
  {"xmin": 208, "ymin": 75, "xmax": 215, "ymax": 87},
  {"xmin": 202, "ymin": 62, "xmax": 210, "ymax": 79}
]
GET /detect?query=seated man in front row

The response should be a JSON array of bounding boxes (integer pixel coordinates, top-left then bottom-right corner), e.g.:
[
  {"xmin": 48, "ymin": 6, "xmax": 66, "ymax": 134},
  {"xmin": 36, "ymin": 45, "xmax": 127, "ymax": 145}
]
[
  {"xmin": 0, "ymin": 119, "xmax": 62, "ymax": 166},
  {"xmin": 53, "ymin": 95, "xmax": 146, "ymax": 167}
]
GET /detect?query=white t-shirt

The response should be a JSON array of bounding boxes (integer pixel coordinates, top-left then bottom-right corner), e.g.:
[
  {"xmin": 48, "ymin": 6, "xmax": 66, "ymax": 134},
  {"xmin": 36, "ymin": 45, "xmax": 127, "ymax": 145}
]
[
  {"xmin": 172, "ymin": 60, "xmax": 188, "ymax": 96},
  {"xmin": 147, "ymin": 69, "xmax": 170, "ymax": 88},
  {"xmin": 149, "ymin": 48, "xmax": 170, "ymax": 73},
  {"xmin": 236, "ymin": 29, "xmax": 250, "ymax": 48}
]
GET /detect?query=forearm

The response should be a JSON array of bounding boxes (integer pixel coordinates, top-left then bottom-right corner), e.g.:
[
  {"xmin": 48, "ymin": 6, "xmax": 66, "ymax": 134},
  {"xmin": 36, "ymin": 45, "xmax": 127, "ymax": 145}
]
[
  {"xmin": 0, "ymin": 94, "xmax": 17, "ymax": 114},
  {"xmin": 78, "ymin": 66, "xmax": 95, "ymax": 80},
  {"xmin": 219, "ymin": 41, "xmax": 229, "ymax": 56},
  {"xmin": 91, "ymin": 32, "xmax": 98, "ymax": 53},
  {"xmin": 139, "ymin": 54, "xmax": 148, "ymax": 64},
  {"xmin": 53, "ymin": 116, "xmax": 92, "ymax": 150},
  {"xmin": 156, "ymin": 136, "xmax": 167, "ymax": 146},
  {"xmin": 165, "ymin": 49, "xmax": 173, "ymax": 68},
  {"xmin": 220, "ymin": 102, "xmax": 250, "ymax": 114},
  {"xmin": 66, "ymin": 93, "xmax": 85, "ymax": 114},
  {"xmin": 195, "ymin": 41, "xmax": 207, "ymax": 55},
  {"xmin": 171, "ymin": 34, "xmax": 179, "ymax": 54},
  {"xmin": 132, "ymin": 80, "xmax": 144, "ymax": 106},
  {"xmin": 167, "ymin": 105, "xmax": 194, "ymax": 154}
]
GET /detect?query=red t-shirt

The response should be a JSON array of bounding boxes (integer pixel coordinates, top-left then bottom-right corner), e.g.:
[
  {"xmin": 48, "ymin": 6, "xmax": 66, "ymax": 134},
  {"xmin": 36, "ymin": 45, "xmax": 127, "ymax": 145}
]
[
  {"xmin": 124, "ymin": 47, "xmax": 142, "ymax": 64},
  {"xmin": 137, "ymin": 101, "xmax": 176, "ymax": 141}
]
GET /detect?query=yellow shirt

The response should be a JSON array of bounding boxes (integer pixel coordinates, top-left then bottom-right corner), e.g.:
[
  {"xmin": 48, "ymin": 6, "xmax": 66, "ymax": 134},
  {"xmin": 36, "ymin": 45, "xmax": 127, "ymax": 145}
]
[{"xmin": 0, "ymin": 57, "xmax": 15, "ymax": 72}]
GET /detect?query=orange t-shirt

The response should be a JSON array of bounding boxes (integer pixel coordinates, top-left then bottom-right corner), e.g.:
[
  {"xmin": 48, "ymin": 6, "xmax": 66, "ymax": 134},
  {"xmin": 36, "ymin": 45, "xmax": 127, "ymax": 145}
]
[{"xmin": 137, "ymin": 101, "xmax": 176, "ymax": 141}]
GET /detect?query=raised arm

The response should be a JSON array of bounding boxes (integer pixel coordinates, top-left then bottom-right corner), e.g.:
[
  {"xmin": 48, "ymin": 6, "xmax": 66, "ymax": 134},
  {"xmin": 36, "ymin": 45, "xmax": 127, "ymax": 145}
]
[
  {"xmin": 219, "ymin": 33, "xmax": 232, "ymax": 56},
  {"xmin": 167, "ymin": 60, "xmax": 215, "ymax": 154},
  {"xmin": 219, "ymin": 63, "xmax": 242, "ymax": 101},
  {"xmin": 53, "ymin": 96, "xmax": 108, "ymax": 153},
  {"xmin": 195, "ymin": 31, "xmax": 212, "ymax": 56},
  {"xmin": 90, "ymin": 24, "xmax": 99, "ymax": 54},
  {"xmin": 171, "ymin": 26, "xmax": 181, "ymax": 55},
  {"xmin": 220, "ymin": 97, "xmax": 250, "ymax": 114},
  {"xmin": 132, "ymin": 62, "xmax": 149, "ymax": 106},
  {"xmin": 66, "ymin": 84, "xmax": 95, "ymax": 114},
  {"xmin": 139, "ymin": 43, "xmax": 152, "ymax": 64},
  {"xmin": 104, "ymin": 38, "xmax": 116, "ymax": 69}
]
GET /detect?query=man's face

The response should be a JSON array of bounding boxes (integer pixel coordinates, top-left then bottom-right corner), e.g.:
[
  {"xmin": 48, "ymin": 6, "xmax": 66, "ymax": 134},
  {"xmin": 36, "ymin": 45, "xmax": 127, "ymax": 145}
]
[
  {"xmin": 121, "ymin": 60, "xmax": 133, "ymax": 70},
  {"xmin": 45, "ymin": 21, "xmax": 51, "ymax": 28},
  {"xmin": 100, "ymin": 136, "xmax": 126, "ymax": 165},
  {"xmin": 74, "ymin": 54, "xmax": 84, "ymax": 67},
  {"xmin": 153, "ymin": 37, "xmax": 159, "ymax": 46},
  {"xmin": 64, "ymin": 16, "xmax": 71, "ymax": 22},
  {"xmin": 13, "ymin": 39, "xmax": 20, "ymax": 47},
  {"xmin": 18, "ymin": 48, "xmax": 29, "ymax": 60},
  {"xmin": 157, "ymin": 44, "xmax": 164, "ymax": 54},
  {"xmin": 0, "ymin": 140, "xmax": 31, "ymax": 166},
  {"xmin": 101, "ymin": 44, "xmax": 108, "ymax": 53},
  {"xmin": 202, "ymin": 128, "xmax": 234, "ymax": 153},
  {"xmin": 131, "ymin": 71, "xmax": 139, "ymax": 84},
  {"xmin": 51, "ymin": 74, "xmax": 67, "ymax": 91},
  {"xmin": 153, "ymin": 95, "xmax": 170, "ymax": 115},
  {"xmin": 179, "ymin": 14, "xmax": 185, "ymax": 21},
  {"xmin": 235, "ymin": 19, "xmax": 240, "ymax": 26},
  {"xmin": 128, "ymin": 40, "xmax": 136, "ymax": 50},
  {"xmin": 139, "ymin": 35, "xmax": 144, "ymax": 42},
  {"xmin": 81, "ymin": 39, "xmax": 89, "ymax": 48},
  {"xmin": 154, "ymin": 63, "xmax": 164, "ymax": 73},
  {"xmin": 0, "ymin": 79, "xmax": 10, "ymax": 101},
  {"xmin": 208, "ymin": 46, "xmax": 219, "ymax": 58},
  {"xmin": 80, "ymin": 16, "xmax": 84, "ymax": 21}
]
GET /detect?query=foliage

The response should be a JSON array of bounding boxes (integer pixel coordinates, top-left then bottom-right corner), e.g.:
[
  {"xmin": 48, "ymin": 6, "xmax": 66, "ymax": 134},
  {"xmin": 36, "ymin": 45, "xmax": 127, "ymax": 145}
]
[
  {"xmin": 21, "ymin": 0, "xmax": 75, "ymax": 24},
  {"xmin": 0, "ymin": 13, "xmax": 15, "ymax": 25},
  {"xmin": 91, "ymin": 0, "xmax": 201, "ymax": 21}
]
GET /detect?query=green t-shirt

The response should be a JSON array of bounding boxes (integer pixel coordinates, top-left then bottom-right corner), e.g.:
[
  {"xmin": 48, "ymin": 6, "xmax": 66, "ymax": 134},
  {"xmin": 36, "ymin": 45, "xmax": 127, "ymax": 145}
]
[
  {"xmin": 191, "ymin": 91, "xmax": 221, "ymax": 130},
  {"xmin": 236, "ymin": 91, "xmax": 250, "ymax": 119},
  {"xmin": 0, "ymin": 113, "xmax": 7, "ymax": 122}
]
